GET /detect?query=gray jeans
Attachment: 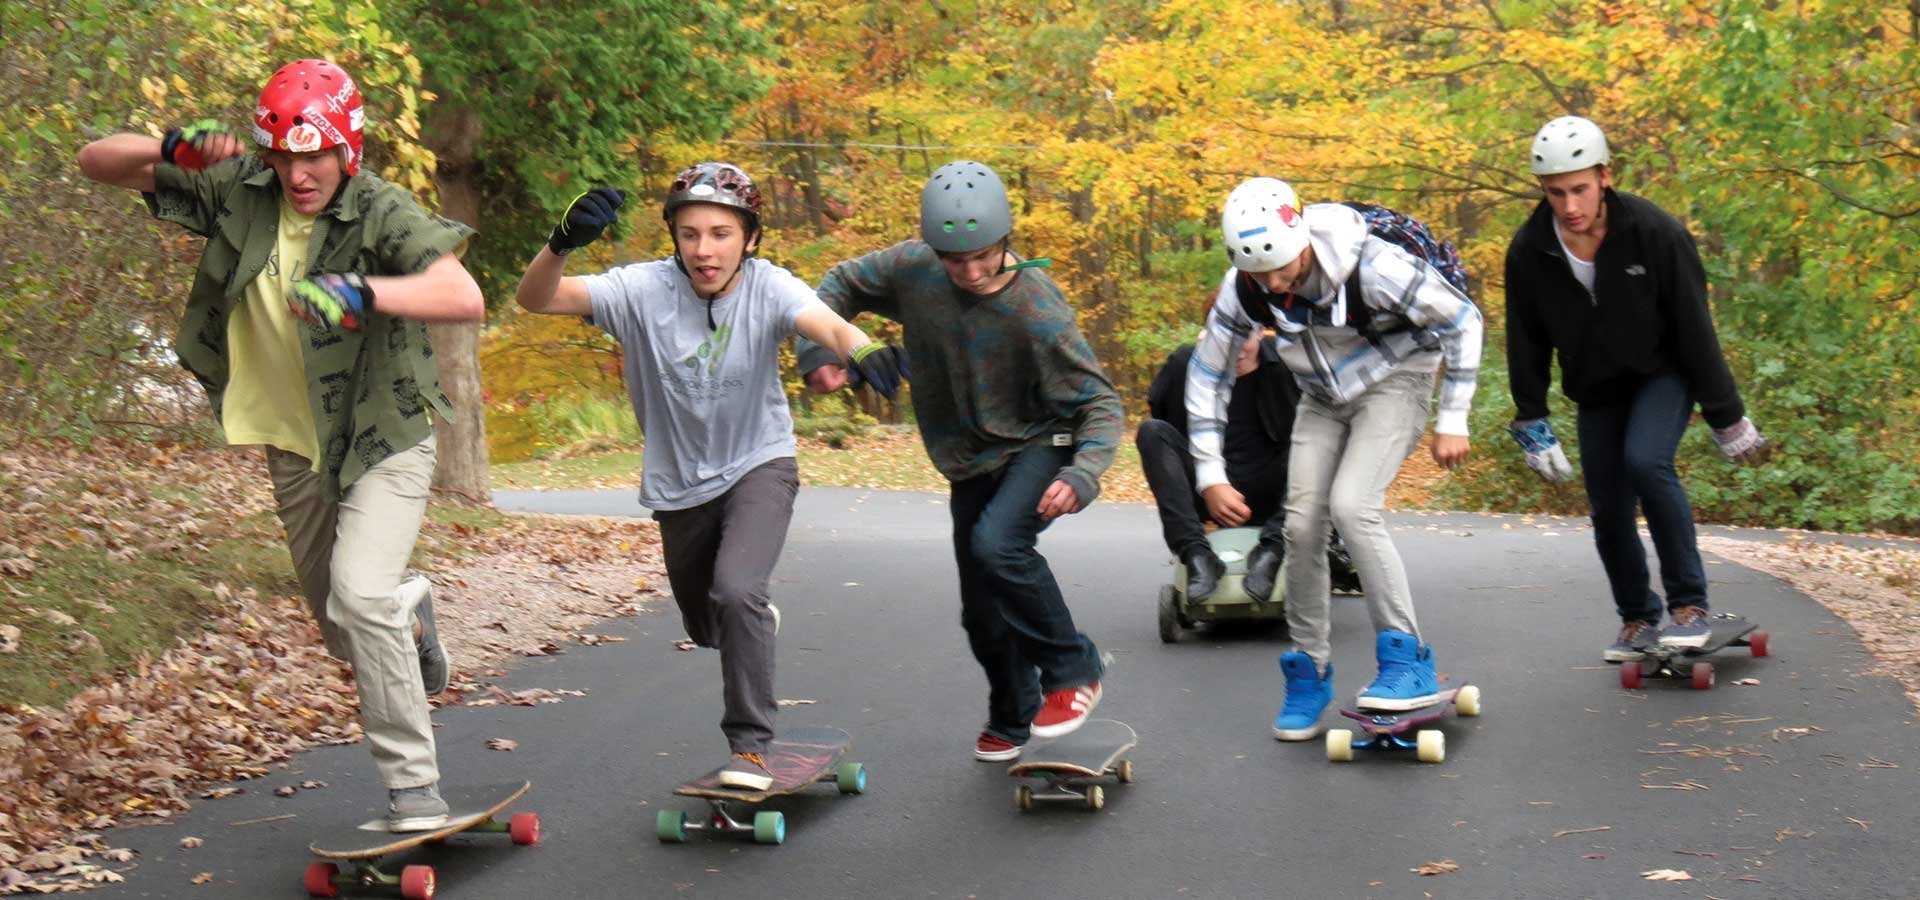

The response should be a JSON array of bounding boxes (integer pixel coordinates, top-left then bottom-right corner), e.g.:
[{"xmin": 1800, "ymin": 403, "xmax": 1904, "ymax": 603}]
[
  {"xmin": 267, "ymin": 434, "xmax": 439, "ymax": 789},
  {"xmin": 653, "ymin": 457, "xmax": 798, "ymax": 755},
  {"xmin": 1280, "ymin": 371, "xmax": 1432, "ymax": 667}
]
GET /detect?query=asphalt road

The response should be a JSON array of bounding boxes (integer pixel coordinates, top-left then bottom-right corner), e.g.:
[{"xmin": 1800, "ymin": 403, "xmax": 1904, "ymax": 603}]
[{"xmin": 96, "ymin": 487, "xmax": 1919, "ymax": 900}]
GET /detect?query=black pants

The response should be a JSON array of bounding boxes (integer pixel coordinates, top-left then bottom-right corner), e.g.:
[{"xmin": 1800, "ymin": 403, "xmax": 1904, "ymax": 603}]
[{"xmin": 1135, "ymin": 419, "xmax": 1286, "ymax": 557}]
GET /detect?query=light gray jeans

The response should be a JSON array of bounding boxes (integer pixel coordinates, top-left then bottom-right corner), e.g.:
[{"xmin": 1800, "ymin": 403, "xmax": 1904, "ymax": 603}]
[
  {"xmin": 1280, "ymin": 371, "xmax": 1432, "ymax": 667},
  {"xmin": 266, "ymin": 434, "xmax": 439, "ymax": 789}
]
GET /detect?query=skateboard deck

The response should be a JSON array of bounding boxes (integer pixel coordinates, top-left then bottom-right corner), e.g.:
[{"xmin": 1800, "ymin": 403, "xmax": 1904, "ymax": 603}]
[
  {"xmin": 1008, "ymin": 719, "xmax": 1137, "ymax": 811},
  {"xmin": 306, "ymin": 781, "xmax": 537, "ymax": 898},
  {"xmin": 657, "ymin": 726, "xmax": 865, "ymax": 845},
  {"xmin": 1621, "ymin": 614, "xmax": 1769, "ymax": 690},
  {"xmin": 1326, "ymin": 681, "xmax": 1481, "ymax": 764}
]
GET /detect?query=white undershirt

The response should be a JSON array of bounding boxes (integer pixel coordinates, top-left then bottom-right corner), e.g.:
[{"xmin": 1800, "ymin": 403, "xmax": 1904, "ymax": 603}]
[{"xmin": 1553, "ymin": 219, "xmax": 1597, "ymax": 295}]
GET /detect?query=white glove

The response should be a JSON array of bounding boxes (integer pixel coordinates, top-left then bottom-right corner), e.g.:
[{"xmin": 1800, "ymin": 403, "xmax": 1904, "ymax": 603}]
[
  {"xmin": 1508, "ymin": 418, "xmax": 1576, "ymax": 483},
  {"xmin": 1712, "ymin": 417, "xmax": 1772, "ymax": 464}
]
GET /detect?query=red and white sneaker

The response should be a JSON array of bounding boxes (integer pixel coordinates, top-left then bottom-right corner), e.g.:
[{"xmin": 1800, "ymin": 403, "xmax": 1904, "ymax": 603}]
[
  {"xmin": 1030, "ymin": 681, "xmax": 1101, "ymax": 739},
  {"xmin": 974, "ymin": 731, "xmax": 1024, "ymax": 762}
]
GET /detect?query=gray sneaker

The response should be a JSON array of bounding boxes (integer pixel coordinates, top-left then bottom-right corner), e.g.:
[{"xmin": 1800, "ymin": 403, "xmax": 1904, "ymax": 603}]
[
  {"xmin": 387, "ymin": 783, "xmax": 449, "ymax": 832},
  {"xmin": 718, "ymin": 752, "xmax": 774, "ymax": 791},
  {"xmin": 409, "ymin": 577, "xmax": 449, "ymax": 696},
  {"xmin": 1604, "ymin": 620, "xmax": 1656, "ymax": 662},
  {"xmin": 1659, "ymin": 606, "xmax": 1712, "ymax": 648}
]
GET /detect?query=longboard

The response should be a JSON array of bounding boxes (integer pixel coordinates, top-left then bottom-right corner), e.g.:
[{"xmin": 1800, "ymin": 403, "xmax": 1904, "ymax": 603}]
[
  {"xmin": 1620, "ymin": 614, "xmax": 1770, "ymax": 690},
  {"xmin": 656, "ymin": 726, "xmax": 866, "ymax": 845},
  {"xmin": 1325, "ymin": 682, "xmax": 1481, "ymax": 764},
  {"xmin": 1008, "ymin": 719, "xmax": 1138, "ymax": 811},
  {"xmin": 306, "ymin": 781, "xmax": 538, "ymax": 899}
]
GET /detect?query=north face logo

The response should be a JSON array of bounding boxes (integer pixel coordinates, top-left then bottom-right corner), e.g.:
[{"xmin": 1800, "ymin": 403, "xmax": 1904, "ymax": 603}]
[{"xmin": 1625, "ymin": 264, "xmax": 1647, "ymax": 276}]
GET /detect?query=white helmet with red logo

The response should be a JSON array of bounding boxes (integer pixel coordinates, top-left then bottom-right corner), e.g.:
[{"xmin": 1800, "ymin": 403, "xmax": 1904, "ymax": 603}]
[
  {"xmin": 1221, "ymin": 177, "xmax": 1308, "ymax": 272},
  {"xmin": 251, "ymin": 59, "xmax": 365, "ymax": 175}
]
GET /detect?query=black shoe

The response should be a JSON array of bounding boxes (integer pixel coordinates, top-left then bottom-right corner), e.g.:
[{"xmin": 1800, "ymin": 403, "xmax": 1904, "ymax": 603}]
[
  {"xmin": 1243, "ymin": 543, "xmax": 1283, "ymax": 603},
  {"xmin": 1328, "ymin": 531, "xmax": 1361, "ymax": 594},
  {"xmin": 1184, "ymin": 549, "xmax": 1226, "ymax": 600}
]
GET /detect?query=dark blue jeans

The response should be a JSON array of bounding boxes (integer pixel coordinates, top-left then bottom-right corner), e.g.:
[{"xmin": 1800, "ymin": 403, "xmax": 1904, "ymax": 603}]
[
  {"xmin": 1576, "ymin": 373, "xmax": 1709, "ymax": 625},
  {"xmin": 950, "ymin": 445, "xmax": 1104, "ymax": 744}
]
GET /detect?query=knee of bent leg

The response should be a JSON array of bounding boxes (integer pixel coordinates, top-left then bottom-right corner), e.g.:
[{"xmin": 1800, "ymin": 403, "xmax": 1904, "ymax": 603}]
[
  {"xmin": 1622, "ymin": 447, "xmax": 1675, "ymax": 488},
  {"xmin": 1135, "ymin": 418, "xmax": 1179, "ymax": 453},
  {"xmin": 1327, "ymin": 491, "xmax": 1382, "ymax": 535},
  {"xmin": 708, "ymin": 568, "xmax": 767, "ymax": 612},
  {"xmin": 968, "ymin": 521, "xmax": 1032, "ymax": 577}
]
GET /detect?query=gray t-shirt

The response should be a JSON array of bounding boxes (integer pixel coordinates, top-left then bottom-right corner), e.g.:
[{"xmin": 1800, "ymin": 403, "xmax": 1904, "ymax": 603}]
[{"xmin": 583, "ymin": 257, "xmax": 826, "ymax": 510}]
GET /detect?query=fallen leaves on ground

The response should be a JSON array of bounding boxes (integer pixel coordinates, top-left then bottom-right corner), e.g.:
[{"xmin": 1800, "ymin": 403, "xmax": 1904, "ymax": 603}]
[
  {"xmin": 0, "ymin": 440, "xmax": 667, "ymax": 894},
  {"xmin": 190, "ymin": 872, "xmax": 211, "ymax": 885},
  {"xmin": 1411, "ymin": 859, "xmax": 1460, "ymax": 876},
  {"xmin": 1641, "ymin": 869, "xmax": 1693, "ymax": 881},
  {"xmin": 178, "ymin": 838, "xmax": 201, "ymax": 849},
  {"xmin": 486, "ymin": 739, "xmax": 518, "ymax": 752}
]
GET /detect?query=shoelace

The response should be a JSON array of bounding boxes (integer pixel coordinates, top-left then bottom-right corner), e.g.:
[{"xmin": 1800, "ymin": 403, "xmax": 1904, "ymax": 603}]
[{"xmin": 734, "ymin": 752, "xmax": 766, "ymax": 769}]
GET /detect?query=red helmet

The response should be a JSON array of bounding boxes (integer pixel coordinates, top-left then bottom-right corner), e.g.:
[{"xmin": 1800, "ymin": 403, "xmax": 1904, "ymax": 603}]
[{"xmin": 252, "ymin": 59, "xmax": 364, "ymax": 175}]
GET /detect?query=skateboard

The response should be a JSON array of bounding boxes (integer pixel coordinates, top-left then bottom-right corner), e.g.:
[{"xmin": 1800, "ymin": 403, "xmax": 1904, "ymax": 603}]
[
  {"xmin": 1007, "ymin": 719, "xmax": 1137, "ymax": 811},
  {"xmin": 306, "ymin": 781, "xmax": 538, "ymax": 899},
  {"xmin": 1619, "ymin": 614, "xmax": 1770, "ymax": 690},
  {"xmin": 1161, "ymin": 527, "xmax": 1282, "ymax": 642},
  {"xmin": 656, "ymin": 726, "xmax": 866, "ymax": 845},
  {"xmin": 1325, "ymin": 681, "xmax": 1481, "ymax": 764}
]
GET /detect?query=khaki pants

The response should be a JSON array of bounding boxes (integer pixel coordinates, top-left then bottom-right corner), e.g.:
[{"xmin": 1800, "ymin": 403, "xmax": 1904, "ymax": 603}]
[{"xmin": 266, "ymin": 434, "xmax": 438, "ymax": 788}]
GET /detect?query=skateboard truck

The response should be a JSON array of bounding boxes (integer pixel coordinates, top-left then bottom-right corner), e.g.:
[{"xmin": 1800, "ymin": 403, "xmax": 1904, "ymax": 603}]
[
  {"xmin": 655, "ymin": 763, "xmax": 865, "ymax": 846},
  {"xmin": 1013, "ymin": 760, "xmax": 1135, "ymax": 812}
]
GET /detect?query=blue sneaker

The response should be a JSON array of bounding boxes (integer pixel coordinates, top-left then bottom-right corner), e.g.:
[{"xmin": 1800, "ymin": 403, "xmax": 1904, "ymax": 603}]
[
  {"xmin": 1272, "ymin": 652, "xmax": 1333, "ymax": 741},
  {"xmin": 1658, "ymin": 606, "xmax": 1711, "ymax": 648},
  {"xmin": 1356, "ymin": 631, "xmax": 1440, "ymax": 711}
]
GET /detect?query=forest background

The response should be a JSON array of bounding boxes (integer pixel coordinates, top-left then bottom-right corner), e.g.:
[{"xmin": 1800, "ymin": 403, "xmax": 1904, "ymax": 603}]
[{"xmin": 4, "ymin": 0, "xmax": 1917, "ymax": 533}]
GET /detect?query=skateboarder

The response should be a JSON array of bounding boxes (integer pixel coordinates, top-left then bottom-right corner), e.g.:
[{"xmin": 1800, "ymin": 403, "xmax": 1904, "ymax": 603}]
[
  {"xmin": 1138, "ymin": 336, "xmax": 1359, "ymax": 600},
  {"xmin": 1504, "ymin": 116, "xmax": 1771, "ymax": 661},
  {"xmin": 512, "ymin": 163, "xmax": 904, "ymax": 791},
  {"xmin": 77, "ymin": 59, "xmax": 481, "ymax": 829},
  {"xmin": 797, "ymin": 160, "xmax": 1123, "ymax": 761},
  {"xmin": 1195, "ymin": 177, "xmax": 1483, "ymax": 740}
]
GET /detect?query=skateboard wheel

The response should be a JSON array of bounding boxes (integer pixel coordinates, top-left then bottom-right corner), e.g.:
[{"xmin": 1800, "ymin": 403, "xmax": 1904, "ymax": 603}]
[
  {"xmin": 655, "ymin": 810, "xmax": 689, "ymax": 843},
  {"xmin": 752, "ymin": 810, "xmax": 785, "ymax": 845},
  {"xmin": 1416, "ymin": 730, "xmax": 1445, "ymax": 764},
  {"xmin": 1157, "ymin": 585, "xmax": 1181, "ymax": 644},
  {"xmin": 510, "ymin": 812, "xmax": 541, "ymax": 846},
  {"xmin": 1116, "ymin": 759, "xmax": 1135, "ymax": 784},
  {"xmin": 1691, "ymin": 662, "xmax": 1714, "ymax": 690},
  {"xmin": 1325, "ymin": 729, "xmax": 1354, "ymax": 762},
  {"xmin": 1454, "ymin": 685, "xmax": 1482, "ymax": 717},
  {"xmin": 1620, "ymin": 663, "xmax": 1643, "ymax": 690},
  {"xmin": 303, "ymin": 862, "xmax": 339, "ymax": 898},
  {"xmin": 1749, "ymin": 630, "xmax": 1770, "ymax": 658},
  {"xmin": 834, "ymin": 762, "xmax": 868, "ymax": 795},
  {"xmin": 1014, "ymin": 784, "xmax": 1034, "ymax": 812},
  {"xmin": 1085, "ymin": 784, "xmax": 1105, "ymax": 811},
  {"xmin": 399, "ymin": 864, "xmax": 435, "ymax": 900}
]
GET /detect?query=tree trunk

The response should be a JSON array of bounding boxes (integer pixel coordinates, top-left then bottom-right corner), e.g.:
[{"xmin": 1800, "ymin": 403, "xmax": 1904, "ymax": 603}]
[{"xmin": 422, "ymin": 102, "xmax": 491, "ymax": 504}]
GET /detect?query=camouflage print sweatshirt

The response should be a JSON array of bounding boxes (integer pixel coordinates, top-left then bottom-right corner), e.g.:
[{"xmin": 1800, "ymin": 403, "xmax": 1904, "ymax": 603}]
[{"xmin": 797, "ymin": 240, "xmax": 1124, "ymax": 505}]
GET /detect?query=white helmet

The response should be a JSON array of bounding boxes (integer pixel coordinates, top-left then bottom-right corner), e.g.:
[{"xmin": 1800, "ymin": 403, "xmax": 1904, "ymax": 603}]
[
  {"xmin": 1530, "ymin": 116, "xmax": 1611, "ymax": 176},
  {"xmin": 1221, "ymin": 177, "xmax": 1308, "ymax": 272}
]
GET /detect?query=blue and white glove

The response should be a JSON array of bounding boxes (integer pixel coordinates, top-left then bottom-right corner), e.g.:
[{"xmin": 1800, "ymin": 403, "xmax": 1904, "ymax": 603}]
[
  {"xmin": 1508, "ymin": 418, "xmax": 1575, "ymax": 483},
  {"xmin": 1712, "ymin": 417, "xmax": 1772, "ymax": 465}
]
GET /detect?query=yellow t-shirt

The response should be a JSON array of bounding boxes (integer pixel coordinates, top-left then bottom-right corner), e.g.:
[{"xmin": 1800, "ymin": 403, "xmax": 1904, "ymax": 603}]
[{"xmin": 221, "ymin": 203, "xmax": 321, "ymax": 465}]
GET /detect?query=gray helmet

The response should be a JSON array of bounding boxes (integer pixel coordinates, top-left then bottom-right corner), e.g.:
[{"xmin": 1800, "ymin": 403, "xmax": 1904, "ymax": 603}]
[{"xmin": 920, "ymin": 160, "xmax": 1012, "ymax": 253}]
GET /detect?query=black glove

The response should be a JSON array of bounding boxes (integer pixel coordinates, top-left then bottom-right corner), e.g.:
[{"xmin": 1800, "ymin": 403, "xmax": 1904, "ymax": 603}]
[
  {"xmin": 548, "ymin": 186, "xmax": 625, "ymax": 255},
  {"xmin": 847, "ymin": 342, "xmax": 908, "ymax": 401}
]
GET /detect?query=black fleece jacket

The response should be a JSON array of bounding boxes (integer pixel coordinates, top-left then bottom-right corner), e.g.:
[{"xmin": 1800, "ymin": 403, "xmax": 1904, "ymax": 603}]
[{"xmin": 1504, "ymin": 189, "xmax": 1746, "ymax": 428}]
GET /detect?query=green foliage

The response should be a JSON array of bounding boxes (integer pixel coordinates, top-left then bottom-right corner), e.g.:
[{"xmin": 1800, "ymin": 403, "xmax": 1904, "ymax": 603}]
[{"xmin": 395, "ymin": 0, "xmax": 772, "ymax": 300}]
